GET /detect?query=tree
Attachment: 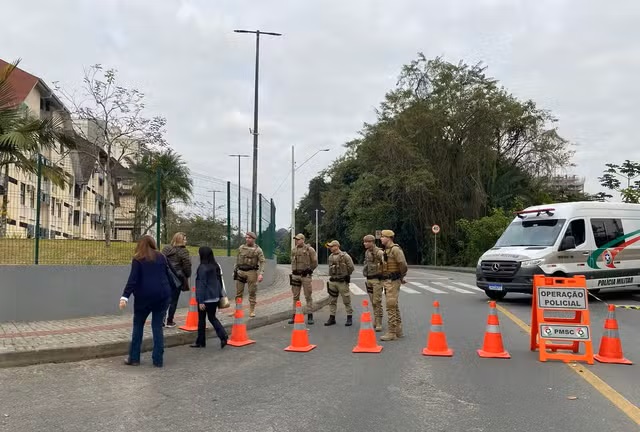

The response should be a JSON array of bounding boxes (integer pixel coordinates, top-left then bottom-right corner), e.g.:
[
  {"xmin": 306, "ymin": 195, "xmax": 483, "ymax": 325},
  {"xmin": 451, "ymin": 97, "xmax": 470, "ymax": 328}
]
[
  {"xmin": 132, "ymin": 149, "xmax": 193, "ymax": 243},
  {"xmin": 0, "ymin": 59, "xmax": 73, "ymax": 238},
  {"xmin": 455, "ymin": 208, "xmax": 513, "ymax": 267},
  {"xmin": 598, "ymin": 160, "xmax": 640, "ymax": 203},
  {"xmin": 54, "ymin": 64, "xmax": 167, "ymax": 246}
]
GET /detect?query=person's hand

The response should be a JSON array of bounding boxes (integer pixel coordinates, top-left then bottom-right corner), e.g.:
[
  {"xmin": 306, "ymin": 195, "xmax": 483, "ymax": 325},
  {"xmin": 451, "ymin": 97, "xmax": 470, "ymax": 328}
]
[
  {"xmin": 258, "ymin": 274, "xmax": 264, "ymax": 283},
  {"xmin": 199, "ymin": 304, "xmax": 206, "ymax": 311},
  {"xmin": 401, "ymin": 278, "xmax": 407, "ymax": 285},
  {"xmin": 119, "ymin": 300, "xmax": 127, "ymax": 310}
]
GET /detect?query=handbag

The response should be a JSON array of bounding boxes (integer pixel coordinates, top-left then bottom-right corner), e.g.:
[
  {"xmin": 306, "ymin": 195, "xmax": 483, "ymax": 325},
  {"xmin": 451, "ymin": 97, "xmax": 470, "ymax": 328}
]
[
  {"xmin": 218, "ymin": 265, "xmax": 231, "ymax": 309},
  {"xmin": 166, "ymin": 261, "xmax": 182, "ymax": 291}
]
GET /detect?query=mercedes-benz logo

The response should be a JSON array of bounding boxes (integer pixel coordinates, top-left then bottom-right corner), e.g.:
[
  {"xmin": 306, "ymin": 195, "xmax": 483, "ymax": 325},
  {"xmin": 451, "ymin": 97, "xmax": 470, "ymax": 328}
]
[{"xmin": 492, "ymin": 263, "xmax": 500, "ymax": 272}]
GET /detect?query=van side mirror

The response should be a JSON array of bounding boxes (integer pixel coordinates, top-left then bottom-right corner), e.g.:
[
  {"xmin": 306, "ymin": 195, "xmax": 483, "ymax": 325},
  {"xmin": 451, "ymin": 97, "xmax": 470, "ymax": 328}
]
[{"xmin": 559, "ymin": 236, "xmax": 576, "ymax": 251}]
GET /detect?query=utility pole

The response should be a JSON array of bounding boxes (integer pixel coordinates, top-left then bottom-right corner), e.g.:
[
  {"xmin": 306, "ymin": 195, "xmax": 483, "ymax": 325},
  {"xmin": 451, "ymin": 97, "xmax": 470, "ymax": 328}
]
[
  {"xmin": 208, "ymin": 190, "xmax": 221, "ymax": 219},
  {"xmin": 234, "ymin": 29, "xmax": 282, "ymax": 233}
]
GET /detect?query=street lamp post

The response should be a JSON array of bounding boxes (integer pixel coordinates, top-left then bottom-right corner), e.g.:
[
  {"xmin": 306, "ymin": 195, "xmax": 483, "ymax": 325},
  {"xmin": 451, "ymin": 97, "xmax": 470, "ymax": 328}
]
[
  {"xmin": 229, "ymin": 154, "xmax": 249, "ymax": 239},
  {"xmin": 234, "ymin": 29, "xmax": 282, "ymax": 234},
  {"xmin": 315, "ymin": 208, "xmax": 325, "ymax": 255},
  {"xmin": 208, "ymin": 190, "xmax": 221, "ymax": 219},
  {"xmin": 290, "ymin": 146, "xmax": 330, "ymax": 249}
]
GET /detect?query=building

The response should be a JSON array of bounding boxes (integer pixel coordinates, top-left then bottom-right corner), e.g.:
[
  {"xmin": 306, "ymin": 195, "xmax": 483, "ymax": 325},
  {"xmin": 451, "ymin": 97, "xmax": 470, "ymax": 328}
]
[{"xmin": 547, "ymin": 174, "xmax": 586, "ymax": 195}]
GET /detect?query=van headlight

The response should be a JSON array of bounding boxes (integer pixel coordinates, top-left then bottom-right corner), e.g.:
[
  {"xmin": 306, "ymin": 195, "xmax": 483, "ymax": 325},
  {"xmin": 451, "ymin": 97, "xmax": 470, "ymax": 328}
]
[
  {"xmin": 477, "ymin": 257, "xmax": 483, "ymax": 267},
  {"xmin": 521, "ymin": 259, "xmax": 544, "ymax": 268}
]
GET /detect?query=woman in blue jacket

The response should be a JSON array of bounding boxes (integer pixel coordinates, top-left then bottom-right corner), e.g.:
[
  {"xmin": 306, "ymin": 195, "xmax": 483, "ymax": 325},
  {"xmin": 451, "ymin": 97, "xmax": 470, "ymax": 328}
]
[
  {"xmin": 190, "ymin": 246, "xmax": 229, "ymax": 349},
  {"xmin": 119, "ymin": 235, "xmax": 173, "ymax": 367}
]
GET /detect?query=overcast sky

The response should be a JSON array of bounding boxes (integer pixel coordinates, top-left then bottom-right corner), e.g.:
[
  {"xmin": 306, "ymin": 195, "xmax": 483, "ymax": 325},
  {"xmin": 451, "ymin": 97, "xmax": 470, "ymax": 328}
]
[{"xmin": 2, "ymin": 0, "xmax": 639, "ymax": 230}]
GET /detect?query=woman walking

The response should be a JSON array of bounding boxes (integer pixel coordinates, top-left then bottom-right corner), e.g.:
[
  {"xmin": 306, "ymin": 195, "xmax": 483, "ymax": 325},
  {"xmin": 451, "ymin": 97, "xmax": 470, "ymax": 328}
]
[
  {"xmin": 162, "ymin": 232, "xmax": 192, "ymax": 328},
  {"xmin": 190, "ymin": 246, "xmax": 229, "ymax": 349},
  {"xmin": 119, "ymin": 235, "xmax": 173, "ymax": 367}
]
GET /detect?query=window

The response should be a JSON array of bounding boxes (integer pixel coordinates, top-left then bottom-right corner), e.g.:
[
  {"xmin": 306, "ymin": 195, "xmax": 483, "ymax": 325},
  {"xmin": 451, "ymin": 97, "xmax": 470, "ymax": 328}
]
[
  {"xmin": 20, "ymin": 183, "xmax": 26, "ymax": 205},
  {"xmin": 73, "ymin": 210, "xmax": 80, "ymax": 226},
  {"xmin": 51, "ymin": 197, "xmax": 56, "ymax": 216},
  {"xmin": 57, "ymin": 203, "xmax": 62, "ymax": 218},
  {"xmin": 591, "ymin": 218, "xmax": 625, "ymax": 248},
  {"xmin": 563, "ymin": 219, "xmax": 586, "ymax": 247},
  {"xmin": 495, "ymin": 219, "xmax": 566, "ymax": 247},
  {"xmin": 29, "ymin": 188, "xmax": 35, "ymax": 209}
]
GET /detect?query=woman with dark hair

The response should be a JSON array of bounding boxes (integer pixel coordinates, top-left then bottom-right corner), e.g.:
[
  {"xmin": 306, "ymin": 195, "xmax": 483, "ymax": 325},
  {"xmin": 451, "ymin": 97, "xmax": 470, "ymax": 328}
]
[
  {"xmin": 119, "ymin": 235, "xmax": 173, "ymax": 367},
  {"xmin": 190, "ymin": 246, "xmax": 229, "ymax": 349}
]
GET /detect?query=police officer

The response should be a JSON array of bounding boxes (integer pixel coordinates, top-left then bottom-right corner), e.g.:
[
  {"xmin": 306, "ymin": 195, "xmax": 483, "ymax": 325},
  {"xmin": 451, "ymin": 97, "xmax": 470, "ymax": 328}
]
[
  {"xmin": 363, "ymin": 234, "xmax": 385, "ymax": 332},
  {"xmin": 289, "ymin": 233, "xmax": 318, "ymax": 325},
  {"xmin": 233, "ymin": 232, "xmax": 266, "ymax": 318},
  {"xmin": 324, "ymin": 240, "xmax": 355, "ymax": 326},
  {"xmin": 379, "ymin": 229, "xmax": 408, "ymax": 341}
]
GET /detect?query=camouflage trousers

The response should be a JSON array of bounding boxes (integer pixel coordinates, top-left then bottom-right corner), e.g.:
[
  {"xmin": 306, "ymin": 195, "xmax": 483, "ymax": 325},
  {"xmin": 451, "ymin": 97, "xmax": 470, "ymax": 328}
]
[
  {"xmin": 290, "ymin": 275, "xmax": 313, "ymax": 314},
  {"xmin": 382, "ymin": 279, "xmax": 402, "ymax": 334},
  {"xmin": 366, "ymin": 278, "xmax": 384, "ymax": 321},
  {"xmin": 327, "ymin": 281, "xmax": 353, "ymax": 315},
  {"xmin": 235, "ymin": 269, "xmax": 258, "ymax": 307}
]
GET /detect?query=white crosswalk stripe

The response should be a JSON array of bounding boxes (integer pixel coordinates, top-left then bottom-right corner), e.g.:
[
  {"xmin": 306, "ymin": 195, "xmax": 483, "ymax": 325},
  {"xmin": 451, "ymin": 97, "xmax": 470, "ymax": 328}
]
[
  {"xmin": 431, "ymin": 281, "xmax": 474, "ymax": 294},
  {"xmin": 451, "ymin": 281, "xmax": 483, "ymax": 292},
  {"xmin": 408, "ymin": 282, "xmax": 446, "ymax": 294},
  {"xmin": 400, "ymin": 286, "xmax": 420, "ymax": 294},
  {"xmin": 349, "ymin": 283, "xmax": 367, "ymax": 296}
]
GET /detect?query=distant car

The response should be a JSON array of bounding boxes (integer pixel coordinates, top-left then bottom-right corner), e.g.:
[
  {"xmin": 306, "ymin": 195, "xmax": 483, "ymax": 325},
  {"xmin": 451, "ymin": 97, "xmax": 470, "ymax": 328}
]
[{"xmin": 476, "ymin": 201, "xmax": 640, "ymax": 300}]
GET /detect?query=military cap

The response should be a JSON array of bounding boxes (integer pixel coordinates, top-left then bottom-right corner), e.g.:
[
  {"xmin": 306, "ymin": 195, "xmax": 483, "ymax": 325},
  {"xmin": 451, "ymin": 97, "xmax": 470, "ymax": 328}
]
[
  {"xmin": 326, "ymin": 240, "xmax": 340, "ymax": 248},
  {"xmin": 380, "ymin": 229, "xmax": 395, "ymax": 237},
  {"xmin": 363, "ymin": 234, "xmax": 376, "ymax": 242},
  {"xmin": 246, "ymin": 231, "xmax": 257, "ymax": 239},
  {"xmin": 294, "ymin": 233, "xmax": 305, "ymax": 240}
]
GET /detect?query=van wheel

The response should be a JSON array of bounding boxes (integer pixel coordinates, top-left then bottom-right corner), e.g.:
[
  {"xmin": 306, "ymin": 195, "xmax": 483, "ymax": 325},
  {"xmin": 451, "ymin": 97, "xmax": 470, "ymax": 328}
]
[{"xmin": 485, "ymin": 290, "xmax": 507, "ymax": 301}]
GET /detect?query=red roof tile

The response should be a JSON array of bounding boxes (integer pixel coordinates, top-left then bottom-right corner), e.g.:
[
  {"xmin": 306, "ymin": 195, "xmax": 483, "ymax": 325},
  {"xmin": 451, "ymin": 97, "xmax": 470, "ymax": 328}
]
[{"xmin": 0, "ymin": 58, "xmax": 39, "ymax": 107}]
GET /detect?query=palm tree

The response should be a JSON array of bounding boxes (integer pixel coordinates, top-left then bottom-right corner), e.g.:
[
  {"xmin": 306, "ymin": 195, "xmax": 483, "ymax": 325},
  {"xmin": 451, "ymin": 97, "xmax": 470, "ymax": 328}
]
[
  {"xmin": 132, "ymin": 149, "xmax": 193, "ymax": 243},
  {"xmin": 0, "ymin": 59, "xmax": 73, "ymax": 237}
]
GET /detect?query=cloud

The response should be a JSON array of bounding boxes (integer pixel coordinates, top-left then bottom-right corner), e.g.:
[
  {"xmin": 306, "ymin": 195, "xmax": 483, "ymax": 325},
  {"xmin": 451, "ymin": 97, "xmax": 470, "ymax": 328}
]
[{"xmin": 2, "ymin": 0, "xmax": 639, "ymax": 230}]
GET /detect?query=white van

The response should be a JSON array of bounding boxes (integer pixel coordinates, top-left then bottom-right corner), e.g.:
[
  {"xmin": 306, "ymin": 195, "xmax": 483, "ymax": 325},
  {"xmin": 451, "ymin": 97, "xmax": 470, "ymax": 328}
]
[{"xmin": 475, "ymin": 202, "xmax": 640, "ymax": 300}]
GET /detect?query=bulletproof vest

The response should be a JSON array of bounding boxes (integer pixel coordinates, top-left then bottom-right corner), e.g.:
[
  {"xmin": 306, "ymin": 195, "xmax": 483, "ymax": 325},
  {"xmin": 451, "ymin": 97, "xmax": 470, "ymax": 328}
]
[
  {"xmin": 291, "ymin": 244, "xmax": 311, "ymax": 271},
  {"xmin": 329, "ymin": 251, "xmax": 349, "ymax": 277},
  {"xmin": 238, "ymin": 244, "xmax": 260, "ymax": 267},
  {"xmin": 383, "ymin": 244, "xmax": 401, "ymax": 273},
  {"xmin": 365, "ymin": 247, "xmax": 383, "ymax": 276}
]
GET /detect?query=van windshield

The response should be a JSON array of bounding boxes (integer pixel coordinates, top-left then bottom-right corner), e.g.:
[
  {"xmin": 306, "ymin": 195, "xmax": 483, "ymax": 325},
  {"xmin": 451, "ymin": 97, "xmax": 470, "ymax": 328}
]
[{"xmin": 495, "ymin": 219, "xmax": 566, "ymax": 247}]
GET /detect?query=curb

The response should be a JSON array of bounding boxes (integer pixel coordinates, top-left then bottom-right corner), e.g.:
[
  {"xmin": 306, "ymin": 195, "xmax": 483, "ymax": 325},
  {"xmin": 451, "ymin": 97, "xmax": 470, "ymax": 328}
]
[
  {"xmin": 413, "ymin": 265, "xmax": 476, "ymax": 274},
  {"xmin": 0, "ymin": 294, "xmax": 331, "ymax": 369}
]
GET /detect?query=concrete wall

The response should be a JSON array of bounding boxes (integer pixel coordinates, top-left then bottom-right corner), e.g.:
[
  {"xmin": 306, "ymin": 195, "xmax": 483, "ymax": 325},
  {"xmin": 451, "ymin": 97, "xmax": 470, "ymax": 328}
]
[{"xmin": 0, "ymin": 257, "xmax": 276, "ymax": 323}]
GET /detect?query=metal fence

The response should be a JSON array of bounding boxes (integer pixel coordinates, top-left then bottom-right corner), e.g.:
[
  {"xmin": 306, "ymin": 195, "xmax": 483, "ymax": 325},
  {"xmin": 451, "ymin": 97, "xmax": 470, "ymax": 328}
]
[{"xmin": 0, "ymin": 162, "xmax": 276, "ymax": 265}]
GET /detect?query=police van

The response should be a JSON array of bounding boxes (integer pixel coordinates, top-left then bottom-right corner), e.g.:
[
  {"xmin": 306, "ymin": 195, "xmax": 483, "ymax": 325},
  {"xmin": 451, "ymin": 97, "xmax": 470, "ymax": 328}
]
[{"xmin": 475, "ymin": 202, "xmax": 640, "ymax": 300}]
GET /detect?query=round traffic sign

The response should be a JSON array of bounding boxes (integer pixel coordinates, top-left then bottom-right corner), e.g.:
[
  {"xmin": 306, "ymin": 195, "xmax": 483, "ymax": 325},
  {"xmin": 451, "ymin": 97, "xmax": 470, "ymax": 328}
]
[{"xmin": 432, "ymin": 224, "xmax": 440, "ymax": 234}]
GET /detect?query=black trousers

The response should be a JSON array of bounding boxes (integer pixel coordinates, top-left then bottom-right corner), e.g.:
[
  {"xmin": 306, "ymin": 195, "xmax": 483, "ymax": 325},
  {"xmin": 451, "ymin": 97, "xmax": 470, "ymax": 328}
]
[
  {"xmin": 165, "ymin": 288, "xmax": 181, "ymax": 323},
  {"xmin": 195, "ymin": 302, "xmax": 228, "ymax": 346}
]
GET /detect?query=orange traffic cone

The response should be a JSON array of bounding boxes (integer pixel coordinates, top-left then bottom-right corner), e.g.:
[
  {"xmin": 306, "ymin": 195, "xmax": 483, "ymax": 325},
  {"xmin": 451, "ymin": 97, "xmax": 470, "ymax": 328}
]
[
  {"xmin": 352, "ymin": 300, "xmax": 383, "ymax": 353},
  {"xmin": 178, "ymin": 287, "xmax": 198, "ymax": 331},
  {"xmin": 477, "ymin": 301, "xmax": 510, "ymax": 359},
  {"xmin": 284, "ymin": 301, "xmax": 317, "ymax": 352},
  {"xmin": 594, "ymin": 304, "xmax": 632, "ymax": 365},
  {"xmin": 228, "ymin": 298, "xmax": 256, "ymax": 347},
  {"xmin": 422, "ymin": 301, "xmax": 453, "ymax": 357}
]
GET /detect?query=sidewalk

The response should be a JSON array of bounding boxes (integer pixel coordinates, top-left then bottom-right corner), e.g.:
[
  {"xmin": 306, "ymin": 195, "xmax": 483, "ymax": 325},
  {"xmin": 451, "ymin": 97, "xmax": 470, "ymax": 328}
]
[{"xmin": 0, "ymin": 268, "xmax": 330, "ymax": 368}]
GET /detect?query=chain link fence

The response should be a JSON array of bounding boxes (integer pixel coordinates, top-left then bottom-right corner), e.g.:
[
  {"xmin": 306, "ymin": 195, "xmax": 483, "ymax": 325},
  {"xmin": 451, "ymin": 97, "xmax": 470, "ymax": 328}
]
[{"xmin": 0, "ymin": 161, "xmax": 276, "ymax": 265}]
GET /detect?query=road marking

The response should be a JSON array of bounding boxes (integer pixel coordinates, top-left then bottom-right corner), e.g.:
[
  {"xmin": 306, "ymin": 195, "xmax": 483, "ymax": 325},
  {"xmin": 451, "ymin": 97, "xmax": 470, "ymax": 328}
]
[
  {"xmin": 431, "ymin": 281, "xmax": 474, "ymax": 294},
  {"xmin": 494, "ymin": 303, "xmax": 640, "ymax": 426},
  {"xmin": 400, "ymin": 286, "xmax": 420, "ymax": 294},
  {"xmin": 349, "ymin": 283, "xmax": 367, "ymax": 296},
  {"xmin": 451, "ymin": 281, "xmax": 483, "ymax": 292},
  {"xmin": 409, "ymin": 282, "xmax": 446, "ymax": 294}
]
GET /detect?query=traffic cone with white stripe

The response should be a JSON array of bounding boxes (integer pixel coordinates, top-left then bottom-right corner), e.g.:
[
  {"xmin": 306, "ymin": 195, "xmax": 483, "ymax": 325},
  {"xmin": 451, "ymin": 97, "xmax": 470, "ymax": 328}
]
[
  {"xmin": 477, "ymin": 301, "xmax": 510, "ymax": 359},
  {"xmin": 594, "ymin": 304, "xmax": 632, "ymax": 365},
  {"xmin": 178, "ymin": 287, "xmax": 198, "ymax": 331},
  {"xmin": 422, "ymin": 301, "xmax": 453, "ymax": 357},
  {"xmin": 352, "ymin": 300, "xmax": 383, "ymax": 353},
  {"xmin": 284, "ymin": 301, "xmax": 316, "ymax": 352},
  {"xmin": 228, "ymin": 298, "xmax": 255, "ymax": 347}
]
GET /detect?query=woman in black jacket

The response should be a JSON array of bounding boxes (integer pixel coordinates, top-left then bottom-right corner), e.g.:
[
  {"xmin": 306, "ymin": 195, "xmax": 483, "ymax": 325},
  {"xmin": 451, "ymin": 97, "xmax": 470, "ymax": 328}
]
[
  {"xmin": 162, "ymin": 232, "xmax": 192, "ymax": 327},
  {"xmin": 190, "ymin": 246, "xmax": 229, "ymax": 349}
]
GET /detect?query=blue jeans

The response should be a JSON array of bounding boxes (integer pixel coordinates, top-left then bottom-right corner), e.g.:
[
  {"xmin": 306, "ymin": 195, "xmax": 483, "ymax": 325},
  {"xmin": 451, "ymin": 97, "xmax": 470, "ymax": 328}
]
[{"xmin": 128, "ymin": 300, "xmax": 169, "ymax": 365}]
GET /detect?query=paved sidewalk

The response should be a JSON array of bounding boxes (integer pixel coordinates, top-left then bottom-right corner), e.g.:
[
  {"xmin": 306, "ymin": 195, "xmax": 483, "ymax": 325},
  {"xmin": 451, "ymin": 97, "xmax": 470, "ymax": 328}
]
[{"xmin": 0, "ymin": 268, "xmax": 330, "ymax": 368}]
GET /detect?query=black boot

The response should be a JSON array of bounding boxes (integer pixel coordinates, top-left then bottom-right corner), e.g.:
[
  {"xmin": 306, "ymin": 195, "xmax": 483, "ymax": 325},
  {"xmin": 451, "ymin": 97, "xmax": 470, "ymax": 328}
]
[
  {"xmin": 345, "ymin": 315, "xmax": 353, "ymax": 326},
  {"xmin": 307, "ymin": 313, "xmax": 314, "ymax": 325},
  {"xmin": 288, "ymin": 314, "xmax": 295, "ymax": 324},
  {"xmin": 324, "ymin": 315, "xmax": 336, "ymax": 326}
]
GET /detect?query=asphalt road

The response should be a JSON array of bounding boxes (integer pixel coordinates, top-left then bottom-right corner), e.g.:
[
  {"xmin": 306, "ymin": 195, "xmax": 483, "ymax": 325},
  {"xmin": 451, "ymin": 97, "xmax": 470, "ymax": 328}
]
[{"xmin": 1, "ymin": 268, "xmax": 638, "ymax": 432}]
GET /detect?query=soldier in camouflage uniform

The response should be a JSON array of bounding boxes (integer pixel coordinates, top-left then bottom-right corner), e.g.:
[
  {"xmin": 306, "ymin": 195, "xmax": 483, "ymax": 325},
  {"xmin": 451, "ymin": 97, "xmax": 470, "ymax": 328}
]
[
  {"xmin": 363, "ymin": 234, "xmax": 385, "ymax": 332},
  {"xmin": 379, "ymin": 229, "xmax": 408, "ymax": 341},
  {"xmin": 289, "ymin": 233, "xmax": 318, "ymax": 325},
  {"xmin": 233, "ymin": 232, "xmax": 266, "ymax": 318},
  {"xmin": 324, "ymin": 240, "xmax": 355, "ymax": 327}
]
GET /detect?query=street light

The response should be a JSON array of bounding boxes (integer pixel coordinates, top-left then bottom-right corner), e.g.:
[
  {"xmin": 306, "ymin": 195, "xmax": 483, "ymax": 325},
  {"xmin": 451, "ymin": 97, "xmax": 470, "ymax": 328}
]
[
  {"xmin": 315, "ymin": 208, "xmax": 326, "ymax": 255},
  {"xmin": 290, "ymin": 146, "xmax": 330, "ymax": 249},
  {"xmin": 208, "ymin": 190, "xmax": 221, "ymax": 220},
  {"xmin": 229, "ymin": 154, "xmax": 249, "ymax": 239},
  {"xmin": 234, "ymin": 29, "xmax": 282, "ymax": 234}
]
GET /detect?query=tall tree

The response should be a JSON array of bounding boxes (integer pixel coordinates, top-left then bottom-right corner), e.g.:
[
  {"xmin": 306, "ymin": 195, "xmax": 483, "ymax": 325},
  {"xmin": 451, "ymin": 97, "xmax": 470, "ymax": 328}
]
[
  {"xmin": 598, "ymin": 160, "xmax": 640, "ymax": 203},
  {"xmin": 54, "ymin": 64, "xmax": 167, "ymax": 246}
]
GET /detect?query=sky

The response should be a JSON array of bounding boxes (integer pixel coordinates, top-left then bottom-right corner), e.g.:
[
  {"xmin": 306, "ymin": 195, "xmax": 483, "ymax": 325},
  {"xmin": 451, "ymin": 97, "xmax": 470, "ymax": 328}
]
[{"xmin": 2, "ymin": 0, "xmax": 639, "ymax": 230}]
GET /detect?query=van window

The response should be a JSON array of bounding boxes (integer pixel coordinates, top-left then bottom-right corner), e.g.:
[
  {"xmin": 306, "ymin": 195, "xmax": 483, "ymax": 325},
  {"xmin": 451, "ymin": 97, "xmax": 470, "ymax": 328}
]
[
  {"xmin": 495, "ymin": 219, "xmax": 565, "ymax": 247},
  {"xmin": 564, "ymin": 219, "xmax": 586, "ymax": 246},
  {"xmin": 591, "ymin": 219, "xmax": 624, "ymax": 248}
]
